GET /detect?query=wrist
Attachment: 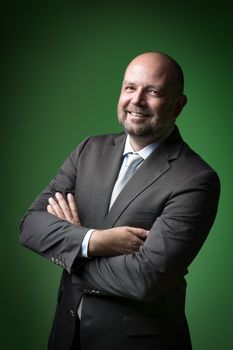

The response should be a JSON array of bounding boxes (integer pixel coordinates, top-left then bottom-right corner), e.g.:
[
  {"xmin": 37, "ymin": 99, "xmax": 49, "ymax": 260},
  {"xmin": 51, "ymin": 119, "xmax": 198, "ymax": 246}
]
[{"xmin": 88, "ymin": 229, "xmax": 102, "ymax": 256}]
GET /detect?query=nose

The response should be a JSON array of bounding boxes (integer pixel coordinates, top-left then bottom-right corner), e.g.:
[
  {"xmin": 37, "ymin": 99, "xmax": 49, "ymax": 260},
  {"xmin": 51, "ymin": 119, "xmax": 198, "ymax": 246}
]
[{"xmin": 131, "ymin": 89, "xmax": 146, "ymax": 106}]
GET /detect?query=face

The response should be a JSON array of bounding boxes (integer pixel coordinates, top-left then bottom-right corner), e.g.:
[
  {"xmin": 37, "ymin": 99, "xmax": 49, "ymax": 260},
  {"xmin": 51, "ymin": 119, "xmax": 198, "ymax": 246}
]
[{"xmin": 117, "ymin": 54, "xmax": 185, "ymax": 142}]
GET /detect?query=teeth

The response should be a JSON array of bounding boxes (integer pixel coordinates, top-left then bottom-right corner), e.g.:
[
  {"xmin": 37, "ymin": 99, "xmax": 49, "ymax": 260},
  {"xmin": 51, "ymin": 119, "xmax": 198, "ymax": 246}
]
[{"xmin": 130, "ymin": 112, "xmax": 144, "ymax": 117}]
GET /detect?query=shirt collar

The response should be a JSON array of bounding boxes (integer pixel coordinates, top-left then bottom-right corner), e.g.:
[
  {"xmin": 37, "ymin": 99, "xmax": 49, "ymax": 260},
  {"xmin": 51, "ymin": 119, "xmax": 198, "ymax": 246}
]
[{"xmin": 123, "ymin": 135, "xmax": 160, "ymax": 160}]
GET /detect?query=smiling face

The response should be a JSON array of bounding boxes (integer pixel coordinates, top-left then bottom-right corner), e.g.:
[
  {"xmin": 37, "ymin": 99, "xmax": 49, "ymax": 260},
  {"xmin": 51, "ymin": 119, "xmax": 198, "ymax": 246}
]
[{"xmin": 117, "ymin": 53, "xmax": 187, "ymax": 148}]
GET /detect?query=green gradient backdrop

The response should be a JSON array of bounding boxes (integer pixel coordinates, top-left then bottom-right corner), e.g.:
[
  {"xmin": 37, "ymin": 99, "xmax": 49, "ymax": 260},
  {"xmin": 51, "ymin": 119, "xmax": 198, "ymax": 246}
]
[{"xmin": 2, "ymin": 1, "xmax": 232, "ymax": 349}]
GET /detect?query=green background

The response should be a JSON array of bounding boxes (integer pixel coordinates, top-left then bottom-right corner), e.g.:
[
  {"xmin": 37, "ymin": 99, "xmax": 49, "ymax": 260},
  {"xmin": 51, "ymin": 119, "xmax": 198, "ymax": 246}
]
[{"xmin": 2, "ymin": 1, "xmax": 232, "ymax": 349}]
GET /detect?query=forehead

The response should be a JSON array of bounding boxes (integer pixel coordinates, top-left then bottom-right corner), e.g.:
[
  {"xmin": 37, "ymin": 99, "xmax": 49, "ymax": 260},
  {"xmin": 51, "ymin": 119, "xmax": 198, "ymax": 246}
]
[{"xmin": 123, "ymin": 60, "xmax": 171, "ymax": 88}]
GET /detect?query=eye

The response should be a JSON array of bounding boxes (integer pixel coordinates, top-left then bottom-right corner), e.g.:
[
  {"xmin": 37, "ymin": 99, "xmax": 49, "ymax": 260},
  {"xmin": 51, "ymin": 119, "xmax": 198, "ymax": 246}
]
[
  {"xmin": 124, "ymin": 85, "xmax": 135, "ymax": 92},
  {"xmin": 148, "ymin": 89, "xmax": 159, "ymax": 96}
]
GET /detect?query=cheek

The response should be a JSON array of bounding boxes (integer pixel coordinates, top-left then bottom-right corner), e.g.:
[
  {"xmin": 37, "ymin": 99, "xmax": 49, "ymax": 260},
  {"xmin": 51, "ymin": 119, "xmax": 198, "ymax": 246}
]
[
  {"xmin": 151, "ymin": 100, "xmax": 169, "ymax": 114},
  {"xmin": 117, "ymin": 99, "xmax": 127, "ymax": 120},
  {"xmin": 118, "ymin": 94, "xmax": 130, "ymax": 109}
]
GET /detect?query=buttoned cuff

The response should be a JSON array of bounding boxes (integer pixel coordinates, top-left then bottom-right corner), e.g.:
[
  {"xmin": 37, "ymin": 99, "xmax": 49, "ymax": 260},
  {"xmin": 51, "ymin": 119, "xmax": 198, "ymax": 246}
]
[{"xmin": 81, "ymin": 229, "xmax": 95, "ymax": 257}]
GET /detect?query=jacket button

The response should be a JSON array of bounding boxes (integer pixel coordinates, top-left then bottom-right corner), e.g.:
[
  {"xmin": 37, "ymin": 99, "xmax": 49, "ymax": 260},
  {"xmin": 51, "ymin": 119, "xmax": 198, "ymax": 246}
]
[{"xmin": 70, "ymin": 309, "xmax": 75, "ymax": 317}]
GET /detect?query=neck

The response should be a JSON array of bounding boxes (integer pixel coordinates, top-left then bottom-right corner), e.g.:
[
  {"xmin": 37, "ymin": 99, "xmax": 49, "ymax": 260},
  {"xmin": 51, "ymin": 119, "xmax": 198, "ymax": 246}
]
[{"xmin": 129, "ymin": 126, "xmax": 175, "ymax": 152}]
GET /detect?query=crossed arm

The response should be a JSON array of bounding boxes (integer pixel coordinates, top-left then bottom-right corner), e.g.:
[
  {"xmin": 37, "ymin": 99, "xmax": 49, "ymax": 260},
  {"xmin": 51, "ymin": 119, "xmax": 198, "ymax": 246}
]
[
  {"xmin": 47, "ymin": 192, "xmax": 149, "ymax": 257},
  {"xmin": 45, "ymin": 169, "xmax": 220, "ymax": 302},
  {"xmin": 19, "ymin": 176, "xmax": 220, "ymax": 301}
]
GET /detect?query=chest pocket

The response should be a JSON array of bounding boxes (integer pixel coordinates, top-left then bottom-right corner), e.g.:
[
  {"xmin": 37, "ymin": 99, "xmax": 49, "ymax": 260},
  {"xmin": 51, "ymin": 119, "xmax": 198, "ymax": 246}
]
[{"xmin": 115, "ymin": 209, "xmax": 160, "ymax": 230}]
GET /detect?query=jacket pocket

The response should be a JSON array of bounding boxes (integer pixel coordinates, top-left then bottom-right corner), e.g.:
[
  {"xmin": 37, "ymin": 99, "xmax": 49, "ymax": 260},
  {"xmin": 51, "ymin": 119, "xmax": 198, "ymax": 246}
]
[
  {"xmin": 123, "ymin": 316, "xmax": 167, "ymax": 336},
  {"xmin": 117, "ymin": 209, "xmax": 159, "ymax": 230}
]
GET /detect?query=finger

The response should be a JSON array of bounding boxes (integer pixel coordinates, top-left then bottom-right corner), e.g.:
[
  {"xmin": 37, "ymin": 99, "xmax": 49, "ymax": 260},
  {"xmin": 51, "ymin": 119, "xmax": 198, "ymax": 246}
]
[
  {"xmin": 129, "ymin": 227, "xmax": 149, "ymax": 240},
  {"xmin": 48, "ymin": 197, "xmax": 66, "ymax": 220},
  {"xmin": 67, "ymin": 193, "xmax": 80, "ymax": 223},
  {"xmin": 47, "ymin": 204, "xmax": 56, "ymax": 215},
  {"xmin": 127, "ymin": 236, "xmax": 144, "ymax": 253},
  {"xmin": 55, "ymin": 192, "xmax": 73, "ymax": 222},
  {"xmin": 133, "ymin": 235, "xmax": 145, "ymax": 247}
]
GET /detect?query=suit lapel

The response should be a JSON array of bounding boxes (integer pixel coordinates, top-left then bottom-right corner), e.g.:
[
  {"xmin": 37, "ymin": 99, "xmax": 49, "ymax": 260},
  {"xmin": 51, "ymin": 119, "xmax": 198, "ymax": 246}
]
[
  {"xmin": 102, "ymin": 127, "xmax": 184, "ymax": 228},
  {"xmin": 90, "ymin": 134, "xmax": 126, "ymax": 228}
]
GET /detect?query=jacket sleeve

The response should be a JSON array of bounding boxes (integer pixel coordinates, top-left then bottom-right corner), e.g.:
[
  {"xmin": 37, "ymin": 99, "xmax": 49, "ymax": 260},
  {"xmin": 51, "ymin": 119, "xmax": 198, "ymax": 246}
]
[
  {"xmin": 71, "ymin": 170, "xmax": 220, "ymax": 300},
  {"xmin": 19, "ymin": 138, "xmax": 91, "ymax": 273}
]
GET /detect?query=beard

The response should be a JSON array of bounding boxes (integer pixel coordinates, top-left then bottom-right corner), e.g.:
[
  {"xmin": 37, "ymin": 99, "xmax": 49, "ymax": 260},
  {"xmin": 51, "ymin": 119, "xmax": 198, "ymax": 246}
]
[
  {"xmin": 120, "ymin": 117, "xmax": 158, "ymax": 137},
  {"xmin": 118, "ymin": 111, "xmax": 173, "ymax": 139}
]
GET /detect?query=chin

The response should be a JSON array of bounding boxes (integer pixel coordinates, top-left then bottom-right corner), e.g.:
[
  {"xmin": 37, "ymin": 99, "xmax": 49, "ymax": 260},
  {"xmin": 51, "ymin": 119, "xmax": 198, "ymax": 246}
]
[
  {"xmin": 123, "ymin": 124, "xmax": 155, "ymax": 137},
  {"xmin": 121, "ymin": 118, "xmax": 155, "ymax": 136}
]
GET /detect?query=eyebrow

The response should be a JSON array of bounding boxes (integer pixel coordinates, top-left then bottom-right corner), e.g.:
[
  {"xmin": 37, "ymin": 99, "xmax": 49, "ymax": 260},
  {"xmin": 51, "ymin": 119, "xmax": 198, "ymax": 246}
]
[
  {"xmin": 122, "ymin": 80, "xmax": 134, "ymax": 86},
  {"xmin": 123, "ymin": 80, "xmax": 163, "ymax": 91}
]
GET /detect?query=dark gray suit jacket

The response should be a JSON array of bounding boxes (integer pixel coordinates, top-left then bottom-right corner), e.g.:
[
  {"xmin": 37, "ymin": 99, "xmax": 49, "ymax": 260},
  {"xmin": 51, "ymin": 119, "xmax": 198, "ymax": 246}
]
[{"xmin": 20, "ymin": 127, "xmax": 220, "ymax": 350}]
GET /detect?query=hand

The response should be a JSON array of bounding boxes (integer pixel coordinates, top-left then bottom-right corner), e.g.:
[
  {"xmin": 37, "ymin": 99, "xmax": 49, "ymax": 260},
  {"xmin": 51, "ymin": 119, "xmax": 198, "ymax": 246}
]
[
  {"xmin": 47, "ymin": 192, "xmax": 80, "ymax": 225},
  {"xmin": 89, "ymin": 226, "xmax": 150, "ymax": 256}
]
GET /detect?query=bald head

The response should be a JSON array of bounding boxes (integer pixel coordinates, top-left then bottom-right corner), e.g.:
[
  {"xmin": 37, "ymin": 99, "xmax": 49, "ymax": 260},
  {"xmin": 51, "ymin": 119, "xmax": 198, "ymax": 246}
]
[
  {"xmin": 125, "ymin": 52, "xmax": 185, "ymax": 97},
  {"xmin": 117, "ymin": 51, "xmax": 187, "ymax": 148}
]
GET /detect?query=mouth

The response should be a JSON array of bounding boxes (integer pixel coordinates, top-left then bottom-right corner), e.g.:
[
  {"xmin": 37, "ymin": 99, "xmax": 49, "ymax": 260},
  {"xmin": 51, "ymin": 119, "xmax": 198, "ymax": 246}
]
[{"xmin": 127, "ymin": 111, "xmax": 150, "ymax": 118}]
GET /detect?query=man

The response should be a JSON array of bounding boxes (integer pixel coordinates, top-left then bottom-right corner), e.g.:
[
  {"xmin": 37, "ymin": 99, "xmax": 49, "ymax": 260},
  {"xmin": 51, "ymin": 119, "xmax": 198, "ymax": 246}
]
[{"xmin": 20, "ymin": 52, "xmax": 220, "ymax": 349}]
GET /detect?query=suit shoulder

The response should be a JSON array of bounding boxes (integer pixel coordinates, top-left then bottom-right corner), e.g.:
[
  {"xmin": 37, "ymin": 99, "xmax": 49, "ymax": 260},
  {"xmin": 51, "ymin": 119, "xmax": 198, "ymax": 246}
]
[
  {"xmin": 180, "ymin": 142, "xmax": 220, "ymax": 183},
  {"xmin": 71, "ymin": 132, "xmax": 125, "ymax": 162},
  {"xmin": 182, "ymin": 142, "xmax": 215, "ymax": 169},
  {"xmin": 71, "ymin": 132, "xmax": 124, "ymax": 154},
  {"xmin": 87, "ymin": 132, "xmax": 125, "ymax": 145}
]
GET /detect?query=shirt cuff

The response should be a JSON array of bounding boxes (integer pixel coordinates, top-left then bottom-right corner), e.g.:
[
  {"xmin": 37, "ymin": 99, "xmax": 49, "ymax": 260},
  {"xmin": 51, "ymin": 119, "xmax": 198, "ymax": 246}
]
[{"xmin": 81, "ymin": 229, "xmax": 95, "ymax": 257}]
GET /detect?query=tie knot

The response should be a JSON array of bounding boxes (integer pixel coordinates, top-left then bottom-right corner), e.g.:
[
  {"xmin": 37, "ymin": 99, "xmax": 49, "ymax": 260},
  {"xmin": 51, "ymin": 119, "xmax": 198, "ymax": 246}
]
[{"xmin": 126, "ymin": 153, "xmax": 143, "ymax": 169}]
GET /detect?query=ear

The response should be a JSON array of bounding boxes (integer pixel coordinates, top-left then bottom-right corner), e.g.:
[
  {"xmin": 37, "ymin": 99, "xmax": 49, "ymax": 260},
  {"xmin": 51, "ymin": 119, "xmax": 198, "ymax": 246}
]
[{"xmin": 174, "ymin": 95, "xmax": 187, "ymax": 118}]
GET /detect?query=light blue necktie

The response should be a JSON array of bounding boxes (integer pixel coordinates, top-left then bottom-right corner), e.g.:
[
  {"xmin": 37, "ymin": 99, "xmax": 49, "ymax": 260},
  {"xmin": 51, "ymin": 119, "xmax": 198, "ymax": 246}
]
[{"xmin": 109, "ymin": 153, "xmax": 143, "ymax": 209}]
